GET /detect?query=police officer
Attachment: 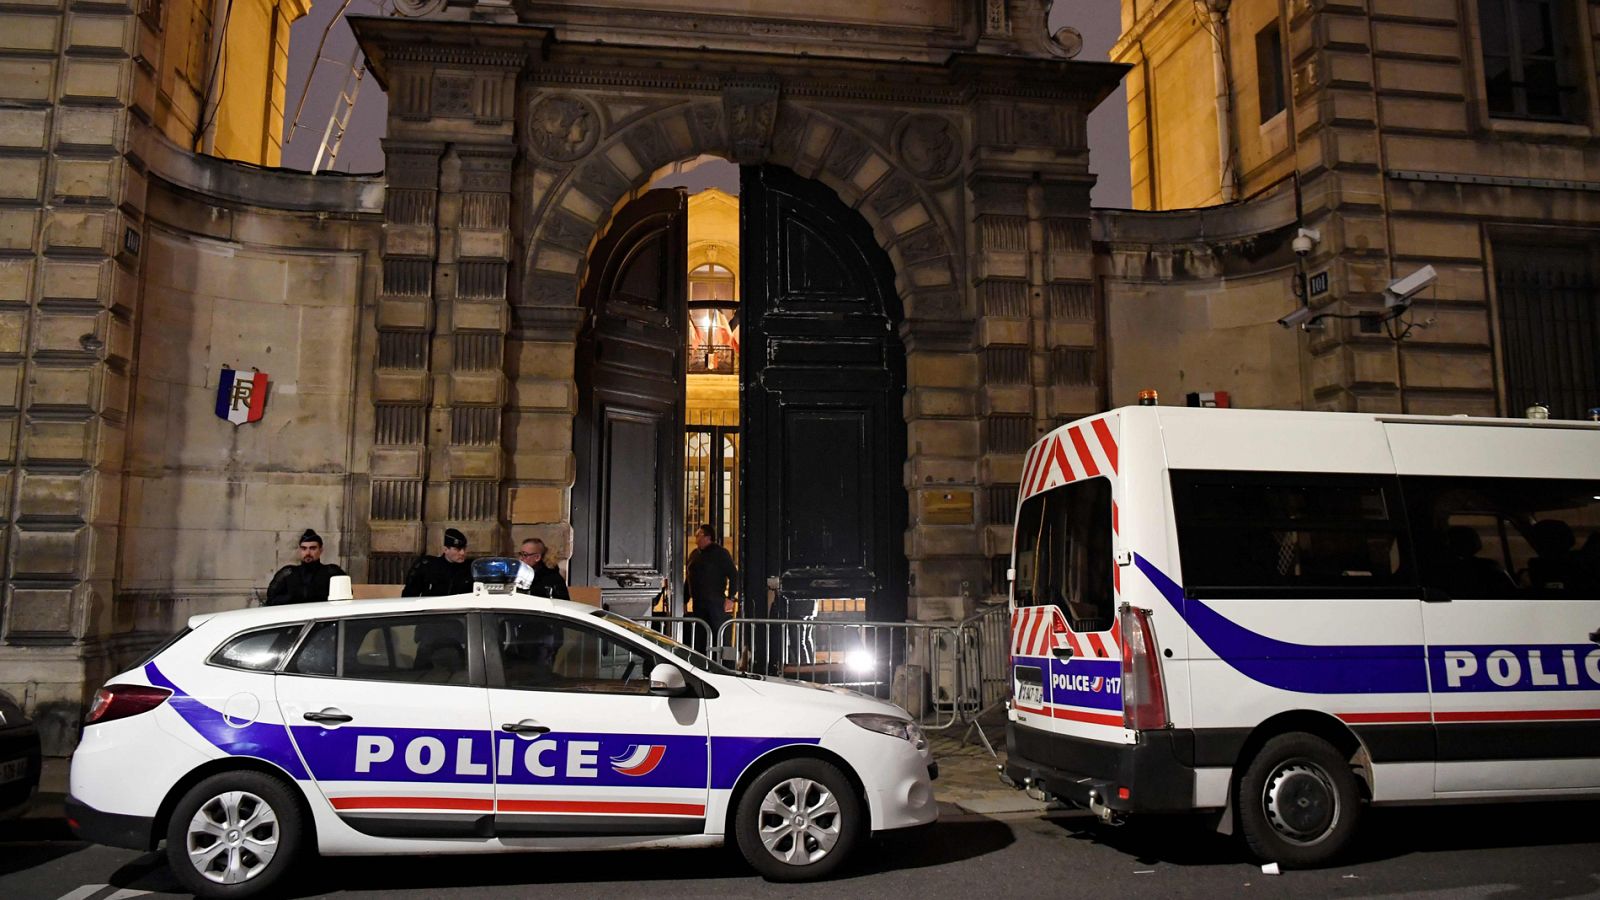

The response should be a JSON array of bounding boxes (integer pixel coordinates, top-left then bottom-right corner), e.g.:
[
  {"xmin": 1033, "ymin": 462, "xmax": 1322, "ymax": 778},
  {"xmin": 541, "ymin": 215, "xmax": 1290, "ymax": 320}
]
[
  {"xmin": 403, "ymin": 528, "xmax": 473, "ymax": 597},
  {"xmin": 265, "ymin": 529, "xmax": 347, "ymax": 606}
]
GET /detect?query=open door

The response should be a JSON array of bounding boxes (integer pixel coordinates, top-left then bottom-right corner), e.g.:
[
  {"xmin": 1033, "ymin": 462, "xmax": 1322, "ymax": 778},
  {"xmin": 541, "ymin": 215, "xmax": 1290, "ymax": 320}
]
[{"xmin": 573, "ymin": 190, "xmax": 689, "ymax": 617}]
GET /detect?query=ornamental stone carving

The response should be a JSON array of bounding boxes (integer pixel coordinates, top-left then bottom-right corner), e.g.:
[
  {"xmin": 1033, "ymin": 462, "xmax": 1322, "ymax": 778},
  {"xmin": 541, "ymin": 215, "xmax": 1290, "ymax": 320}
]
[
  {"xmin": 392, "ymin": 0, "xmax": 446, "ymax": 17},
  {"xmin": 896, "ymin": 114, "xmax": 960, "ymax": 180},
  {"xmin": 528, "ymin": 95, "xmax": 599, "ymax": 163},
  {"xmin": 722, "ymin": 81, "xmax": 779, "ymax": 165}
]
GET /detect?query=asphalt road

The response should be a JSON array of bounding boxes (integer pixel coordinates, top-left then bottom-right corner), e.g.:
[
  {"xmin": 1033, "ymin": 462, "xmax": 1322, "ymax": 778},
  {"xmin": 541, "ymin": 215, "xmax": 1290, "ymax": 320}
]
[{"xmin": 3, "ymin": 801, "xmax": 1598, "ymax": 899}]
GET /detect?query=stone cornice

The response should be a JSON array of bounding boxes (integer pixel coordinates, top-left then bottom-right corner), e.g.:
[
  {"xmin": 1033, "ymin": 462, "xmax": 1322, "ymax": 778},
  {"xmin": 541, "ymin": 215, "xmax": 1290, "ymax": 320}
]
[
  {"xmin": 352, "ymin": 15, "xmax": 1127, "ymax": 109},
  {"xmin": 135, "ymin": 127, "xmax": 385, "ymax": 216}
]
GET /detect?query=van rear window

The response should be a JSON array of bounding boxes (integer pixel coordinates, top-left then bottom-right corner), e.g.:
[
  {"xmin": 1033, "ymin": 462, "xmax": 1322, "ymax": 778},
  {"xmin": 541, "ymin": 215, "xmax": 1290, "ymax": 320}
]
[
  {"xmin": 1171, "ymin": 470, "xmax": 1414, "ymax": 596},
  {"xmin": 1013, "ymin": 477, "xmax": 1114, "ymax": 632}
]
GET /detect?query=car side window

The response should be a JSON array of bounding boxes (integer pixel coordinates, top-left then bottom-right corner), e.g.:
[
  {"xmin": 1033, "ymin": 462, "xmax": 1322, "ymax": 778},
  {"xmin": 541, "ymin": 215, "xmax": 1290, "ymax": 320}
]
[
  {"xmin": 210, "ymin": 624, "xmax": 304, "ymax": 672},
  {"xmin": 492, "ymin": 614, "xmax": 655, "ymax": 695},
  {"xmin": 279, "ymin": 616, "xmax": 474, "ymax": 683},
  {"xmin": 286, "ymin": 621, "xmax": 337, "ymax": 676}
]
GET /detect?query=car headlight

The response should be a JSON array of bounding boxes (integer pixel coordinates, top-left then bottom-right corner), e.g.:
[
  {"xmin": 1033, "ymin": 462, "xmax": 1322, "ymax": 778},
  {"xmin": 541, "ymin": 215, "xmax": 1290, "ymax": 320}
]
[{"xmin": 846, "ymin": 713, "xmax": 927, "ymax": 751}]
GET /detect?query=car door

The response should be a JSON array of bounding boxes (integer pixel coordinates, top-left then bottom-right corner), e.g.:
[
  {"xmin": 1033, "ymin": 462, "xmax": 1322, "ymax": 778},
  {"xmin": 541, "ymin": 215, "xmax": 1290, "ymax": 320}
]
[
  {"xmin": 483, "ymin": 611, "xmax": 710, "ymax": 838},
  {"xmin": 273, "ymin": 612, "xmax": 496, "ymax": 838},
  {"xmin": 1399, "ymin": 467, "xmax": 1600, "ymax": 795}
]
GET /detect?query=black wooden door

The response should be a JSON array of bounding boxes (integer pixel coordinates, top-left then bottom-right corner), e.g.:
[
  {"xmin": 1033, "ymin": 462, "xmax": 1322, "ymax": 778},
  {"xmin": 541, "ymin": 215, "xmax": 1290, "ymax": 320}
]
[
  {"xmin": 740, "ymin": 166, "xmax": 908, "ymax": 623},
  {"xmin": 573, "ymin": 189, "xmax": 687, "ymax": 617}
]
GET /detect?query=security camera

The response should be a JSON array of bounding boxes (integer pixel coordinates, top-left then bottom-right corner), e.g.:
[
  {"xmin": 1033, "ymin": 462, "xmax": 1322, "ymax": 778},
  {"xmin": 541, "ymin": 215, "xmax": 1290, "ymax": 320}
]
[
  {"xmin": 1383, "ymin": 264, "xmax": 1438, "ymax": 309},
  {"xmin": 1277, "ymin": 305, "xmax": 1315, "ymax": 329},
  {"xmin": 1292, "ymin": 227, "xmax": 1321, "ymax": 257}
]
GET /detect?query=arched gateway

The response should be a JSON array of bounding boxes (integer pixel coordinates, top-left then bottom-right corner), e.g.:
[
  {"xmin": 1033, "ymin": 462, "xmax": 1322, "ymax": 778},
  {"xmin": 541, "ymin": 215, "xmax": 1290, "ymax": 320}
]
[{"xmin": 350, "ymin": 1, "xmax": 1123, "ymax": 621}]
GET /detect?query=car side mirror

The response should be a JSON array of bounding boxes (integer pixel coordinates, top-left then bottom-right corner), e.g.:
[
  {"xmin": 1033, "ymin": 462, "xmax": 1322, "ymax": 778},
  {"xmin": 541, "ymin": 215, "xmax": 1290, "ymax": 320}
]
[{"xmin": 649, "ymin": 663, "xmax": 689, "ymax": 697}]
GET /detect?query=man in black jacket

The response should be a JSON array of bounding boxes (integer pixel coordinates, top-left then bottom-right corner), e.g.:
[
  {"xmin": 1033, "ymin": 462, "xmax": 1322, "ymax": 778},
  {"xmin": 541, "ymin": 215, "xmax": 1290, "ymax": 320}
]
[
  {"xmin": 685, "ymin": 524, "xmax": 737, "ymax": 653},
  {"xmin": 403, "ymin": 528, "xmax": 474, "ymax": 597},
  {"xmin": 265, "ymin": 529, "xmax": 347, "ymax": 605}
]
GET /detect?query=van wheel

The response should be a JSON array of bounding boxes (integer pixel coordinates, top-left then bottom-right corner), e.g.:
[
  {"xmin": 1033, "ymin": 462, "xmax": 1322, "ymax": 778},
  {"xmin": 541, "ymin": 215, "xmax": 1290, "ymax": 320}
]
[
  {"xmin": 734, "ymin": 758, "xmax": 862, "ymax": 881},
  {"xmin": 165, "ymin": 770, "xmax": 305, "ymax": 899},
  {"xmin": 1237, "ymin": 732, "xmax": 1362, "ymax": 868}
]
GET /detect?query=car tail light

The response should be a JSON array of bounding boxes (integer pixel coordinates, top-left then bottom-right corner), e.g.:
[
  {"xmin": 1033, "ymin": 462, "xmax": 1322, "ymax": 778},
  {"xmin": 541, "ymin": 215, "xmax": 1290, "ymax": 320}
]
[
  {"xmin": 1120, "ymin": 604, "xmax": 1169, "ymax": 731},
  {"xmin": 85, "ymin": 684, "xmax": 171, "ymax": 725}
]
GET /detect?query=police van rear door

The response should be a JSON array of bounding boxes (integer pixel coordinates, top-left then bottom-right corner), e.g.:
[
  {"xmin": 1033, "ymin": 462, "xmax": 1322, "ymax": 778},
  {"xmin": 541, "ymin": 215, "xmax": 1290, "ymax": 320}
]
[
  {"xmin": 1010, "ymin": 416, "xmax": 1129, "ymax": 745},
  {"xmin": 483, "ymin": 611, "xmax": 710, "ymax": 839},
  {"xmin": 273, "ymin": 612, "xmax": 497, "ymax": 837},
  {"xmin": 1387, "ymin": 421, "xmax": 1600, "ymax": 794}
]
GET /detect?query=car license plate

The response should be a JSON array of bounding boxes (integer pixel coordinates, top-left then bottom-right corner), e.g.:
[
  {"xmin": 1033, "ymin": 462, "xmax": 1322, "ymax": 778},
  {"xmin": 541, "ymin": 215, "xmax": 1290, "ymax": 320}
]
[
  {"xmin": 1014, "ymin": 665, "xmax": 1044, "ymax": 706},
  {"xmin": 0, "ymin": 758, "xmax": 26, "ymax": 785}
]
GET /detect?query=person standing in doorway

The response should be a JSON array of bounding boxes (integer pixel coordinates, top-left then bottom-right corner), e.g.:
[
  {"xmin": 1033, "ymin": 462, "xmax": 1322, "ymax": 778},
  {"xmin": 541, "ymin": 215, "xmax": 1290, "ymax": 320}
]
[
  {"xmin": 516, "ymin": 537, "xmax": 570, "ymax": 599},
  {"xmin": 685, "ymin": 524, "xmax": 738, "ymax": 654},
  {"xmin": 403, "ymin": 528, "xmax": 473, "ymax": 597},
  {"xmin": 265, "ymin": 529, "xmax": 347, "ymax": 605}
]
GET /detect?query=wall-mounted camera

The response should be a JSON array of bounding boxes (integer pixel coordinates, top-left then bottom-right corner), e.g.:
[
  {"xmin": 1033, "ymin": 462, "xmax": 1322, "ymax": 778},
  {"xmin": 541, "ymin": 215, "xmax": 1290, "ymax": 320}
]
[
  {"xmin": 1277, "ymin": 306, "xmax": 1316, "ymax": 329},
  {"xmin": 1383, "ymin": 264, "xmax": 1438, "ymax": 310},
  {"xmin": 1292, "ymin": 227, "xmax": 1321, "ymax": 257}
]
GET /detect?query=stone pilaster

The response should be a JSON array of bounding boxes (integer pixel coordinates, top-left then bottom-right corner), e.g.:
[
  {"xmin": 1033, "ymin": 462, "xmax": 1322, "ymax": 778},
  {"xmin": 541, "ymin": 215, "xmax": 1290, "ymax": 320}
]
[
  {"xmin": 0, "ymin": 0, "xmax": 140, "ymax": 751},
  {"xmin": 369, "ymin": 139, "xmax": 442, "ymax": 580}
]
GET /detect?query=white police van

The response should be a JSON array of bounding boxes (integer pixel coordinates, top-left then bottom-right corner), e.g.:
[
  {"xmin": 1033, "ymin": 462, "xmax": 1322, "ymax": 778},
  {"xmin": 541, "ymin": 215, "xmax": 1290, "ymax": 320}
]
[
  {"xmin": 68, "ymin": 560, "xmax": 936, "ymax": 897},
  {"xmin": 1004, "ymin": 406, "xmax": 1600, "ymax": 866}
]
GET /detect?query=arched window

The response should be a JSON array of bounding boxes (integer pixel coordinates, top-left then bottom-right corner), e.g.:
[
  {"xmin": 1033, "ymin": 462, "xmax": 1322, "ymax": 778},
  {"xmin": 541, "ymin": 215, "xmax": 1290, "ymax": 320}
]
[{"xmin": 688, "ymin": 263, "xmax": 739, "ymax": 374}]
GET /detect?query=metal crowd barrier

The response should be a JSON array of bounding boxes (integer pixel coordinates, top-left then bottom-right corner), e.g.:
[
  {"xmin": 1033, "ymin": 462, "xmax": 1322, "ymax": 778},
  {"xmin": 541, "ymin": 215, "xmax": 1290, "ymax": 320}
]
[
  {"xmin": 622, "ymin": 603, "xmax": 1015, "ymax": 750},
  {"xmin": 633, "ymin": 615, "xmax": 716, "ymax": 655}
]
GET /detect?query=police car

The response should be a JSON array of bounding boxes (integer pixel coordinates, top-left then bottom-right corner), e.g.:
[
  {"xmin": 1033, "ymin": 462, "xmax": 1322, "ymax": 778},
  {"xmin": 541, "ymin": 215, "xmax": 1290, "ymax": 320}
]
[{"xmin": 67, "ymin": 560, "xmax": 936, "ymax": 897}]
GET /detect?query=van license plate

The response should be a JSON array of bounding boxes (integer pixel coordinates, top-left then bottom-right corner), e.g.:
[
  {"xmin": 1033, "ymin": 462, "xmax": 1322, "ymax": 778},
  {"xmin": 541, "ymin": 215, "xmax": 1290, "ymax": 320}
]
[
  {"xmin": 1015, "ymin": 665, "xmax": 1044, "ymax": 706},
  {"xmin": 0, "ymin": 758, "xmax": 25, "ymax": 785}
]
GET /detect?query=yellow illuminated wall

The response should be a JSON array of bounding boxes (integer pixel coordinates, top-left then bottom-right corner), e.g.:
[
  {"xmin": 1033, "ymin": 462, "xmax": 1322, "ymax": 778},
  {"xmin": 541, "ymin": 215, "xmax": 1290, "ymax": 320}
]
[
  {"xmin": 153, "ymin": 0, "xmax": 310, "ymax": 167},
  {"xmin": 1114, "ymin": 0, "xmax": 1294, "ymax": 211}
]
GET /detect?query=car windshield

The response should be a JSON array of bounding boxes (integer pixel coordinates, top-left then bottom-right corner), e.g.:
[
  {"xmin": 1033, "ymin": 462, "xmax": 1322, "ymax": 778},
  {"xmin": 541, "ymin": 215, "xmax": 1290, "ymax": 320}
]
[{"xmin": 591, "ymin": 611, "xmax": 750, "ymax": 678}]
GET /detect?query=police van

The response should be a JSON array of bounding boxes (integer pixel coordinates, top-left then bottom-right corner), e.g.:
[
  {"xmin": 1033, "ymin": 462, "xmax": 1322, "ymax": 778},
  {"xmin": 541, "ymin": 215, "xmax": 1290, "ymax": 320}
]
[
  {"xmin": 67, "ymin": 561, "xmax": 936, "ymax": 897},
  {"xmin": 1003, "ymin": 406, "xmax": 1600, "ymax": 866}
]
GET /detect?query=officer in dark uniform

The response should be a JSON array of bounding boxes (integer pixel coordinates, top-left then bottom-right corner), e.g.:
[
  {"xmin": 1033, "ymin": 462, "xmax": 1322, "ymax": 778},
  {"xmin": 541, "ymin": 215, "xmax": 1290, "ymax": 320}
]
[
  {"xmin": 685, "ymin": 524, "xmax": 738, "ymax": 654},
  {"xmin": 265, "ymin": 529, "xmax": 347, "ymax": 606},
  {"xmin": 403, "ymin": 528, "xmax": 474, "ymax": 597}
]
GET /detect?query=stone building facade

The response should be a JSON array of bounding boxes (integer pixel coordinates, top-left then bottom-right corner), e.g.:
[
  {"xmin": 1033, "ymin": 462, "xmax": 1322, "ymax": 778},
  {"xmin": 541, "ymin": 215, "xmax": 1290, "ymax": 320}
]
[
  {"xmin": 1106, "ymin": 0, "xmax": 1600, "ymax": 419},
  {"xmin": 0, "ymin": 0, "xmax": 1127, "ymax": 752}
]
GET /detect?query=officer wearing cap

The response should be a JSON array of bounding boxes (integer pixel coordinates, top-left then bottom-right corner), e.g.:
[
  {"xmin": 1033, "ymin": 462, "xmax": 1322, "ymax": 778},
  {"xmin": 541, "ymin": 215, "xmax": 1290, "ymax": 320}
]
[
  {"xmin": 403, "ymin": 527, "xmax": 474, "ymax": 597},
  {"xmin": 265, "ymin": 529, "xmax": 348, "ymax": 606}
]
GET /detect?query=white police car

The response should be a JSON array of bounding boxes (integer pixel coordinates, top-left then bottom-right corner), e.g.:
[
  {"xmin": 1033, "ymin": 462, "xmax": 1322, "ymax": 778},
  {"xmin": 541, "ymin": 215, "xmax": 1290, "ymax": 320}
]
[{"xmin": 67, "ymin": 560, "xmax": 937, "ymax": 897}]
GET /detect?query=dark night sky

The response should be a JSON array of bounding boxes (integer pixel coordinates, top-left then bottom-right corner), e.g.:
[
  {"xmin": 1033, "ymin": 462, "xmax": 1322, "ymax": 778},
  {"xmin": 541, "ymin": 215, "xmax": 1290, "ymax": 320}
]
[{"xmin": 279, "ymin": 1, "xmax": 1132, "ymax": 208}]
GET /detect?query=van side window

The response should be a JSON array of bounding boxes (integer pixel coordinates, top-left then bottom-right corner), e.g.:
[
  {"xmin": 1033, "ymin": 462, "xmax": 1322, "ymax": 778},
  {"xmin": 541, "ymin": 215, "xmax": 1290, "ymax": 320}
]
[
  {"xmin": 1171, "ymin": 471, "xmax": 1413, "ymax": 596},
  {"xmin": 1013, "ymin": 476, "xmax": 1114, "ymax": 632},
  {"xmin": 1402, "ymin": 476, "xmax": 1600, "ymax": 600}
]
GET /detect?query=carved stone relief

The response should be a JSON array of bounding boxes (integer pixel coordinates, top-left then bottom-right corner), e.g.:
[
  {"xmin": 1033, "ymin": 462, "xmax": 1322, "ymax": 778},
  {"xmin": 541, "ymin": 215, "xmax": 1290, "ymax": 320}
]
[
  {"xmin": 433, "ymin": 74, "xmax": 475, "ymax": 117},
  {"xmin": 528, "ymin": 95, "xmax": 600, "ymax": 163},
  {"xmin": 722, "ymin": 81, "xmax": 780, "ymax": 164},
  {"xmin": 896, "ymin": 114, "xmax": 960, "ymax": 181},
  {"xmin": 392, "ymin": 0, "xmax": 445, "ymax": 16}
]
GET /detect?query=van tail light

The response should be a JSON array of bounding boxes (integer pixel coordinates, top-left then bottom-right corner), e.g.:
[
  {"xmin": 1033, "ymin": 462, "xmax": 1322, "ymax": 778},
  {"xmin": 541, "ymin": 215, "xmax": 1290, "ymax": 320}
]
[
  {"xmin": 85, "ymin": 684, "xmax": 171, "ymax": 725},
  {"xmin": 1120, "ymin": 604, "xmax": 1169, "ymax": 731}
]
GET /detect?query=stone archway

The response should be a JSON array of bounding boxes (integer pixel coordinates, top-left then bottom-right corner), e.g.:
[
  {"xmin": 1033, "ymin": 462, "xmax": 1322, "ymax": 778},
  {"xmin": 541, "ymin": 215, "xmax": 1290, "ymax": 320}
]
[{"xmin": 351, "ymin": 13, "xmax": 1122, "ymax": 619}]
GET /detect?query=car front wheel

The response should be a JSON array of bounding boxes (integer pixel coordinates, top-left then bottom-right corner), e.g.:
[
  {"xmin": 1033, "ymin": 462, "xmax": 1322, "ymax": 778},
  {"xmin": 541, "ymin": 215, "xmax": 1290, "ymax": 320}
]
[
  {"xmin": 165, "ymin": 770, "xmax": 305, "ymax": 899},
  {"xmin": 734, "ymin": 757, "xmax": 863, "ymax": 881}
]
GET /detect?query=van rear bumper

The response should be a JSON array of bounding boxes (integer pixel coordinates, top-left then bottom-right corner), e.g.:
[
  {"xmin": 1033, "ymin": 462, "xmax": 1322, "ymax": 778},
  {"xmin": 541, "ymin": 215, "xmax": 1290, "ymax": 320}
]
[{"xmin": 1005, "ymin": 721, "xmax": 1196, "ymax": 814}]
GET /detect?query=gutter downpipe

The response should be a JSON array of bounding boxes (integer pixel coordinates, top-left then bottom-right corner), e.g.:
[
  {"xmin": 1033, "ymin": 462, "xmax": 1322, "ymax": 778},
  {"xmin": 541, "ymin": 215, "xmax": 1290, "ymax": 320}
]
[{"xmin": 1206, "ymin": 0, "xmax": 1238, "ymax": 203}]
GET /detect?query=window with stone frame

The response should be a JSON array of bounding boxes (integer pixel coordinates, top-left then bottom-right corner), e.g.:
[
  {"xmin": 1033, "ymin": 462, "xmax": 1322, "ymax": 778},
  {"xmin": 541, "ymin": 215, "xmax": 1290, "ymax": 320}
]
[
  {"xmin": 1491, "ymin": 240, "xmax": 1600, "ymax": 421},
  {"xmin": 1477, "ymin": 0, "xmax": 1584, "ymax": 121},
  {"xmin": 1255, "ymin": 20, "xmax": 1286, "ymax": 123}
]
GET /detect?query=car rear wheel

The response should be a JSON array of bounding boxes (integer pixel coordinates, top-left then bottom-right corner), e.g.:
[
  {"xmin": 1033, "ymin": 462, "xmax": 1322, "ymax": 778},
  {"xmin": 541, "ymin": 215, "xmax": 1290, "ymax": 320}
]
[
  {"xmin": 734, "ymin": 758, "xmax": 862, "ymax": 881},
  {"xmin": 165, "ymin": 770, "xmax": 305, "ymax": 899},
  {"xmin": 1237, "ymin": 732, "xmax": 1362, "ymax": 868}
]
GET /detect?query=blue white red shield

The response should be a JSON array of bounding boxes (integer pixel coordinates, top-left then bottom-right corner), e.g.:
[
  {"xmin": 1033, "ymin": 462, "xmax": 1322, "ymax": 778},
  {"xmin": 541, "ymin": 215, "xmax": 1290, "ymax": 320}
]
[{"xmin": 216, "ymin": 369, "xmax": 268, "ymax": 425}]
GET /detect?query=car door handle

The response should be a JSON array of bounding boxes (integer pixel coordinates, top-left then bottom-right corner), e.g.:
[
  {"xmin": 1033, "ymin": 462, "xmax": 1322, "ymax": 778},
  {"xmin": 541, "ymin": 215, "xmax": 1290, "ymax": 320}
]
[
  {"xmin": 1051, "ymin": 646, "xmax": 1074, "ymax": 660},
  {"xmin": 1589, "ymin": 627, "xmax": 1599, "ymax": 646},
  {"xmin": 501, "ymin": 721, "xmax": 551, "ymax": 735},
  {"xmin": 303, "ymin": 710, "xmax": 353, "ymax": 724}
]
